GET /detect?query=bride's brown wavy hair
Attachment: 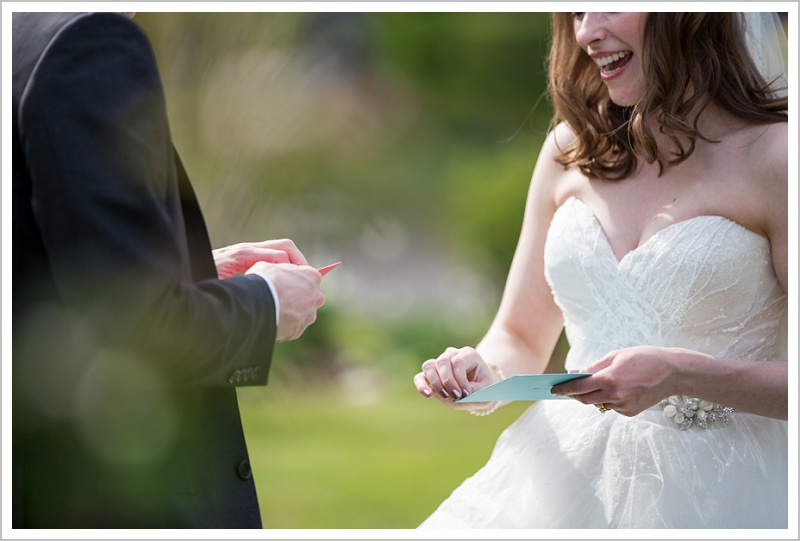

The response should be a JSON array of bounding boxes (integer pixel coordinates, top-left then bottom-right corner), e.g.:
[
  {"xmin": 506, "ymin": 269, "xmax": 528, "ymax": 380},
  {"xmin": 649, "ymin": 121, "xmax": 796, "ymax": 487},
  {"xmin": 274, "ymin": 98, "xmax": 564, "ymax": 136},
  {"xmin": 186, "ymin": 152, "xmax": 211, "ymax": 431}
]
[{"xmin": 547, "ymin": 12, "xmax": 788, "ymax": 180}]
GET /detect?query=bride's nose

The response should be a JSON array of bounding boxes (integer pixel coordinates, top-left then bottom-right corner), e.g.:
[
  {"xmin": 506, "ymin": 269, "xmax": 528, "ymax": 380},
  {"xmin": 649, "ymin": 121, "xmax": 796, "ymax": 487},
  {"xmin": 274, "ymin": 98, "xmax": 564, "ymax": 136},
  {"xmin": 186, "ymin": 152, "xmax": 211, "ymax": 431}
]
[{"xmin": 575, "ymin": 13, "xmax": 608, "ymax": 49}]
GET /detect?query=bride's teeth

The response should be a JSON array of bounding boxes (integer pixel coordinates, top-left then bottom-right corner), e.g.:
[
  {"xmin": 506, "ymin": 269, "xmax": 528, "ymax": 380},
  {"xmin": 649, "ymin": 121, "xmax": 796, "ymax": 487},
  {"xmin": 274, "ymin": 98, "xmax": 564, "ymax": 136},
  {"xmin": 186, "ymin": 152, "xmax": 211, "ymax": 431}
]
[{"xmin": 594, "ymin": 51, "xmax": 629, "ymax": 69}]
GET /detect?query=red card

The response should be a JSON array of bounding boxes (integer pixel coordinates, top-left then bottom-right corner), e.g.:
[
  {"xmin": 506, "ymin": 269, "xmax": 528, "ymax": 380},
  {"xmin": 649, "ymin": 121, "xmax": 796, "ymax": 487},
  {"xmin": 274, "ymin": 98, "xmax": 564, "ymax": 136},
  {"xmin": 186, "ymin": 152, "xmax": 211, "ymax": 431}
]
[{"xmin": 317, "ymin": 262, "xmax": 341, "ymax": 276}]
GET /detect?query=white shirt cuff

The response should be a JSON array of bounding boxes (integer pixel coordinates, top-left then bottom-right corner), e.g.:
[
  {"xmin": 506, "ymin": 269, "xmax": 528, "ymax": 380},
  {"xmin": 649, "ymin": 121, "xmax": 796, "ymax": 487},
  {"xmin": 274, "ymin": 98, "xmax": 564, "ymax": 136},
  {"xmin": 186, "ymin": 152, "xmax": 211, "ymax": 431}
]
[{"xmin": 254, "ymin": 274, "xmax": 280, "ymax": 325}]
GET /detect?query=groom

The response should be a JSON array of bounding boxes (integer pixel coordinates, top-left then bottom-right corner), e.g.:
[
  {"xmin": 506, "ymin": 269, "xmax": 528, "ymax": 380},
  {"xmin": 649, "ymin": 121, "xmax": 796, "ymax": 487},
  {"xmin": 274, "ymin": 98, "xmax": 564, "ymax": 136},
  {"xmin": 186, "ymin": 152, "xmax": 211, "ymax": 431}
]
[{"xmin": 12, "ymin": 12, "xmax": 324, "ymax": 528}]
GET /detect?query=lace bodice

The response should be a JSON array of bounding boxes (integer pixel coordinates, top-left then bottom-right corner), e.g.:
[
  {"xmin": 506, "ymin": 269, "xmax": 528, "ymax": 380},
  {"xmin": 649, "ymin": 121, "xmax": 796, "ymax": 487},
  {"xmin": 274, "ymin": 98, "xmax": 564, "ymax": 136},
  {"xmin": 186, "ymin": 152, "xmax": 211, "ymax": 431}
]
[{"xmin": 544, "ymin": 197, "xmax": 787, "ymax": 371}]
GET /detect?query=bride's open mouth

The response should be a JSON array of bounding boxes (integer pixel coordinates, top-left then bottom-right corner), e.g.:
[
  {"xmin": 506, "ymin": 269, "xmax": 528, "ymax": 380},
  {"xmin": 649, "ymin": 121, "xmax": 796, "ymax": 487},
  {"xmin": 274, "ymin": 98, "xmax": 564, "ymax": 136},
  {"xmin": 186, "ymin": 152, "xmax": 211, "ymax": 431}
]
[{"xmin": 594, "ymin": 50, "xmax": 633, "ymax": 76}]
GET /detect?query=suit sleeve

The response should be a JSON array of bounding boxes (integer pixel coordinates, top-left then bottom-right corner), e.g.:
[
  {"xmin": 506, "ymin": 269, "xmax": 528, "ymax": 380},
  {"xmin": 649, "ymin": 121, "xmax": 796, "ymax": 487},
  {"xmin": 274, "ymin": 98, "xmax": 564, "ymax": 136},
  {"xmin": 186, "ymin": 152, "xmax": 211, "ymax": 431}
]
[{"xmin": 18, "ymin": 13, "xmax": 276, "ymax": 388}]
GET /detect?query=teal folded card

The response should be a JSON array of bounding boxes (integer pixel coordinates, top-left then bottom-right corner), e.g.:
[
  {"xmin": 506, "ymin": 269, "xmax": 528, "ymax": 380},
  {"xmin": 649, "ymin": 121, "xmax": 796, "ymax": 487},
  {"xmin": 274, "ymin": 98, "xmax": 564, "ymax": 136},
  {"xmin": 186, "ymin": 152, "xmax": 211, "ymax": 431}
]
[{"xmin": 456, "ymin": 373, "xmax": 591, "ymax": 403}]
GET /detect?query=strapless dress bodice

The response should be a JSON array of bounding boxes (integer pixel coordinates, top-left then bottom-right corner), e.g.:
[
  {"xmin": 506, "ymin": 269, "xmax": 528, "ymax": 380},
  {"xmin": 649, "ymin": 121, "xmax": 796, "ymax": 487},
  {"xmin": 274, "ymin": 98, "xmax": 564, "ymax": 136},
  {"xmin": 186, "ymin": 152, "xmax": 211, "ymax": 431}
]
[{"xmin": 544, "ymin": 196, "xmax": 787, "ymax": 371}]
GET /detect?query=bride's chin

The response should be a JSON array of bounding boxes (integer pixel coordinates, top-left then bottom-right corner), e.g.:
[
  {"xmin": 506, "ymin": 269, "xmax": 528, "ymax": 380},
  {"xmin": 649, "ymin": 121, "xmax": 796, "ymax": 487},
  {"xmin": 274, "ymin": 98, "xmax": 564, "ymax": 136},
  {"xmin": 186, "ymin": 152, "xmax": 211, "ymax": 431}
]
[
  {"xmin": 607, "ymin": 91, "xmax": 641, "ymax": 107},
  {"xmin": 609, "ymin": 82, "xmax": 646, "ymax": 107}
]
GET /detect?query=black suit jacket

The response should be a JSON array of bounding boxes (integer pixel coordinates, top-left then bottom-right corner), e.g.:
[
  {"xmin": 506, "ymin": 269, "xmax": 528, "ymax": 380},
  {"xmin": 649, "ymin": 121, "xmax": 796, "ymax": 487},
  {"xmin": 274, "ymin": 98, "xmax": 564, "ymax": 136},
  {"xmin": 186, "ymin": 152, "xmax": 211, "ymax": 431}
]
[{"xmin": 13, "ymin": 12, "xmax": 277, "ymax": 528}]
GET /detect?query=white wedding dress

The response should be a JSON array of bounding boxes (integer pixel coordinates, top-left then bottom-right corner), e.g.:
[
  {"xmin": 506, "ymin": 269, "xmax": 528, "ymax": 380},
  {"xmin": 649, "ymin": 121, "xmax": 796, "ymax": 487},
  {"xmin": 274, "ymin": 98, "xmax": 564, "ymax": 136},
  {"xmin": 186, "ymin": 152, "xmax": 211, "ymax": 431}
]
[{"xmin": 419, "ymin": 196, "xmax": 788, "ymax": 529}]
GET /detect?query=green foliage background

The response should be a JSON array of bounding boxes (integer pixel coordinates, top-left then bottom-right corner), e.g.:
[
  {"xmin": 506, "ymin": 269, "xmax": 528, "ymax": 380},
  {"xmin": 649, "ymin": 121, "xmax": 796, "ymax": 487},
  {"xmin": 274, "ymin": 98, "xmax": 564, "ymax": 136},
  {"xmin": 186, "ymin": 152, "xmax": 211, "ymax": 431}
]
[{"xmin": 135, "ymin": 11, "xmax": 563, "ymax": 529}]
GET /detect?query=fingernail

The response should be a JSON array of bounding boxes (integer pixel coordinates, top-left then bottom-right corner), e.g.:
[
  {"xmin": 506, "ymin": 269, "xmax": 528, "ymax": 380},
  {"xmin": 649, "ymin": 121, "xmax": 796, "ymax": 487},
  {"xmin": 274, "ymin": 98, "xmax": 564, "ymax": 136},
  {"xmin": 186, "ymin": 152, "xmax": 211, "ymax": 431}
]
[
  {"xmin": 452, "ymin": 388, "xmax": 462, "ymax": 399},
  {"xmin": 462, "ymin": 388, "xmax": 470, "ymax": 397},
  {"xmin": 422, "ymin": 388, "xmax": 432, "ymax": 398},
  {"xmin": 440, "ymin": 389, "xmax": 450, "ymax": 398}
]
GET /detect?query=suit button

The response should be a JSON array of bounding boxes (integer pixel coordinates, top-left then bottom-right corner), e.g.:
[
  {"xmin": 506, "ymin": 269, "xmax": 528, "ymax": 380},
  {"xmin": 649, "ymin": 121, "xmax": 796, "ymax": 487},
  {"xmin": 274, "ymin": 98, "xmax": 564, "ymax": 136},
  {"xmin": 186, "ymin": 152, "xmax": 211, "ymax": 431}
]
[{"xmin": 237, "ymin": 460, "xmax": 252, "ymax": 480}]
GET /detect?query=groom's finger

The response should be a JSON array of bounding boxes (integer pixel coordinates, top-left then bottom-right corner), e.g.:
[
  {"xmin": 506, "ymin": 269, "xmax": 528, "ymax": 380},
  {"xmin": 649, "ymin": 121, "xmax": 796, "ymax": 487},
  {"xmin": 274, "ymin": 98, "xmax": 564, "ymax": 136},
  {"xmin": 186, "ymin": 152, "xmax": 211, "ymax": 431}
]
[{"xmin": 254, "ymin": 239, "xmax": 309, "ymax": 265}]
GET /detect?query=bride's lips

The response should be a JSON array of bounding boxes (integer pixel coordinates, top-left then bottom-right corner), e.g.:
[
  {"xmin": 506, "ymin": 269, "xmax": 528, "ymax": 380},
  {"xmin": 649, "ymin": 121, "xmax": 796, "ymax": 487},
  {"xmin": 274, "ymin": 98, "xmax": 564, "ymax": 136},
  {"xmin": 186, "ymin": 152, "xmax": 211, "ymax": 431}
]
[{"xmin": 592, "ymin": 50, "xmax": 633, "ymax": 81}]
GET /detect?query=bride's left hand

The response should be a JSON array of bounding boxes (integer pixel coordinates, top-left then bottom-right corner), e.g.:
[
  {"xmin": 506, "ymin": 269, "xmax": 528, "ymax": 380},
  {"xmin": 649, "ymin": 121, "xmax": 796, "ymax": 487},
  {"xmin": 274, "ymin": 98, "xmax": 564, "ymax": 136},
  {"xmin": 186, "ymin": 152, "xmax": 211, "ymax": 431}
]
[{"xmin": 550, "ymin": 346, "xmax": 691, "ymax": 416}]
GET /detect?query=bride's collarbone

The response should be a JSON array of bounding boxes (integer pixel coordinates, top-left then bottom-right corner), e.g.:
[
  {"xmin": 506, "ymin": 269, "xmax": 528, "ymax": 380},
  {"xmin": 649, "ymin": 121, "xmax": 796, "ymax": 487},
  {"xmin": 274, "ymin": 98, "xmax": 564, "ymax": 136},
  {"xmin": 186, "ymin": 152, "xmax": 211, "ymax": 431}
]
[
  {"xmin": 580, "ymin": 182, "xmax": 755, "ymax": 256},
  {"xmin": 560, "ymin": 125, "xmax": 778, "ymax": 247}
]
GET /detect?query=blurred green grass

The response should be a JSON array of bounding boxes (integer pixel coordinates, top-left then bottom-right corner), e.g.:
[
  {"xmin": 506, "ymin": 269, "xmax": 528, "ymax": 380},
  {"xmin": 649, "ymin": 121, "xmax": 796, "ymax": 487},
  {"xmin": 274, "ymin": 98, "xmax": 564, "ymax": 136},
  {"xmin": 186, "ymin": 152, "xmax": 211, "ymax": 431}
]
[{"xmin": 238, "ymin": 381, "xmax": 531, "ymax": 529}]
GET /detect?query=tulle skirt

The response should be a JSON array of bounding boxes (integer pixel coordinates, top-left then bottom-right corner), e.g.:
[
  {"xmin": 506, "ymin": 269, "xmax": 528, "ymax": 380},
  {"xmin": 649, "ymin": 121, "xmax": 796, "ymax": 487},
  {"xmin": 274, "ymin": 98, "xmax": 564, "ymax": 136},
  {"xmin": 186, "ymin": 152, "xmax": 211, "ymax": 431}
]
[{"xmin": 419, "ymin": 400, "xmax": 788, "ymax": 529}]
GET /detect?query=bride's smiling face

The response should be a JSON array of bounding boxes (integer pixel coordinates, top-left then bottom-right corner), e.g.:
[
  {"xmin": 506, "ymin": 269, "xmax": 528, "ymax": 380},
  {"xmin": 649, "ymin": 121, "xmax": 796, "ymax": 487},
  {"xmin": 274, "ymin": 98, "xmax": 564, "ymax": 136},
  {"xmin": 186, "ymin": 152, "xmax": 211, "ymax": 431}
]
[{"xmin": 572, "ymin": 12, "xmax": 648, "ymax": 106}]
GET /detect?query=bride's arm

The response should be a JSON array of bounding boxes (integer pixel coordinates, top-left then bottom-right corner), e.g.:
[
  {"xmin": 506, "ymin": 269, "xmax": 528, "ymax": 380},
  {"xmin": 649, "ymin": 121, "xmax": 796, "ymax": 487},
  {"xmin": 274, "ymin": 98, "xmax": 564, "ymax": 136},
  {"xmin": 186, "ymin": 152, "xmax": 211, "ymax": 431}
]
[
  {"xmin": 414, "ymin": 128, "xmax": 570, "ymax": 406},
  {"xmin": 686, "ymin": 121, "xmax": 789, "ymax": 419},
  {"xmin": 552, "ymin": 346, "xmax": 788, "ymax": 420},
  {"xmin": 476, "ymin": 130, "xmax": 570, "ymax": 377}
]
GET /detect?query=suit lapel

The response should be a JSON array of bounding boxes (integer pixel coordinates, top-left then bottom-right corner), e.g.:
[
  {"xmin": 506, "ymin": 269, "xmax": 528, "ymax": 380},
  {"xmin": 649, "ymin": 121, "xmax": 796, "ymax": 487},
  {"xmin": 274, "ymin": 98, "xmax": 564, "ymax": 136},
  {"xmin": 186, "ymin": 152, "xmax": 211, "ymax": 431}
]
[{"xmin": 173, "ymin": 149, "xmax": 218, "ymax": 282}]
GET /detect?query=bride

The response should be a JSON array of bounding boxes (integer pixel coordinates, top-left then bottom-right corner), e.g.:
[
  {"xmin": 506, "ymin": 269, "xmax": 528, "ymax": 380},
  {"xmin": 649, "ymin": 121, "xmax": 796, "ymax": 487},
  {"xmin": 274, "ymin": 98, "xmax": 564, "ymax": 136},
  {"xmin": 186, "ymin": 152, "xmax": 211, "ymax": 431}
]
[{"xmin": 413, "ymin": 12, "xmax": 788, "ymax": 529}]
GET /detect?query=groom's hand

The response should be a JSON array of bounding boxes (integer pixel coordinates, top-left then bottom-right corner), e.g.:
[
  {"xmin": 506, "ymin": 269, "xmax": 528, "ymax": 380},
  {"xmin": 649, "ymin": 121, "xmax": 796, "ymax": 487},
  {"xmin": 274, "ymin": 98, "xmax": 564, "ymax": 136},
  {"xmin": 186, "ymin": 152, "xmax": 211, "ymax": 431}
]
[
  {"xmin": 213, "ymin": 239, "xmax": 309, "ymax": 279},
  {"xmin": 248, "ymin": 262, "xmax": 325, "ymax": 342}
]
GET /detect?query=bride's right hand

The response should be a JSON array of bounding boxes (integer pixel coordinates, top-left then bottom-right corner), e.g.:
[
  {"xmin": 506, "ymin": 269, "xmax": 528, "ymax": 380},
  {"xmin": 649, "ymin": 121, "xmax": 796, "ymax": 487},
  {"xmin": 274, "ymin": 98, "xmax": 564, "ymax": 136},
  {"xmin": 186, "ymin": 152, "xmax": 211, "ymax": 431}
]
[{"xmin": 413, "ymin": 347, "xmax": 504, "ymax": 409}]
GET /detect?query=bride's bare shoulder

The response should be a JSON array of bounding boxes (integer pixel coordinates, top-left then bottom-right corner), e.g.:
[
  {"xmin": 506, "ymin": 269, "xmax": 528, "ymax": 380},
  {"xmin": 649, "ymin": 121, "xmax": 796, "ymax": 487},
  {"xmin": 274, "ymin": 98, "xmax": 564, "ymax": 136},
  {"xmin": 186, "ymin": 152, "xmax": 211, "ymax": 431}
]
[
  {"xmin": 741, "ymin": 123, "xmax": 787, "ymax": 223},
  {"xmin": 730, "ymin": 121, "xmax": 788, "ymax": 240},
  {"xmin": 761, "ymin": 121, "xmax": 787, "ymax": 174},
  {"xmin": 534, "ymin": 123, "xmax": 587, "ymax": 206},
  {"xmin": 541, "ymin": 121, "xmax": 577, "ymax": 159},
  {"xmin": 742, "ymin": 121, "xmax": 787, "ymax": 182}
]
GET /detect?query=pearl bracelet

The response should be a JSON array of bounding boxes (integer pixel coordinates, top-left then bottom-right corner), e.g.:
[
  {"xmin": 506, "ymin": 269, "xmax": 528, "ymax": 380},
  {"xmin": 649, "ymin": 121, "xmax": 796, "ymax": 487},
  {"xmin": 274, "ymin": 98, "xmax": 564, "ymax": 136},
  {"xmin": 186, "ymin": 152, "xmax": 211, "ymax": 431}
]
[{"xmin": 469, "ymin": 362, "xmax": 506, "ymax": 417}]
